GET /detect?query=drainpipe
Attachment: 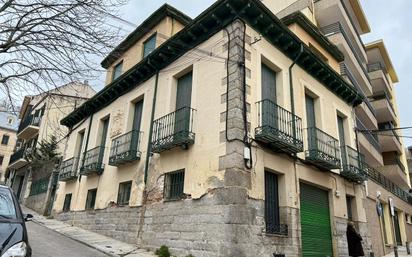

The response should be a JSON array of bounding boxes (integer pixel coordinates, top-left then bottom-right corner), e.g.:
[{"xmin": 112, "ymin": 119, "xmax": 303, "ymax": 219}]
[
  {"xmin": 143, "ymin": 70, "xmax": 159, "ymax": 185},
  {"xmin": 289, "ymin": 44, "xmax": 304, "ymax": 155}
]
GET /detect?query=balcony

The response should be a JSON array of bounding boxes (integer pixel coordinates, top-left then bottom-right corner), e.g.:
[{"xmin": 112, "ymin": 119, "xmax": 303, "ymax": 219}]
[
  {"xmin": 255, "ymin": 99, "xmax": 303, "ymax": 154},
  {"xmin": 17, "ymin": 115, "xmax": 41, "ymax": 140},
  {"xmin": 378, "ymin": 122, "xmax": 402, "ymax": 153},
  {"xmin": 356, "ymin": 118, "xmax": 383, "ymax": 167},
  {"xmin": 340, "ymin": 146, "xmax": 368, "ymax": 183},
  {"xmin": 370, "ymin": 93, "xmax": 396, "ymax": 123},
  {"xmin": 109, "ymin": 130, "xmax": 142, "ymax": 166},
  {"xmin": 151, "ymin": 107, "xmax": 195, "ymax": 153},
  {"xmin": 378, "ymin": 155, "xmax": 409, "ymax": 188},
  {"xmin": 368, "ymin": 62, "xmax": 393, "ymax": 97},
  {"xmin": 366, "ymin": 165, "xmax": 410, "ymax": 203},
  {"xmin": 59, "ymin": 157, "xmax": 79, "ymax": 182},
  {"xmin": 8, "ymin": 148, "xmax": 29, "ymax": 169},
  {"xmin": 79, "ymin": 146, "xmax": 104, "ymax": 176},
  {"xmin": 305, "ymin": 127, "xmax": 341, "ymax": 170}
]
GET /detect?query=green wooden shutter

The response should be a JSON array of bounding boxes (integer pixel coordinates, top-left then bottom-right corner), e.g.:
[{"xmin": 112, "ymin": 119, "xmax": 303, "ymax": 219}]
[
  {"xmin": 337, "ymin": 116, "xmax": 347, "ymax": 165},
  {"xmin": 175, "ymin": 72, "xmax": 192, "ymax": 136},
  {"xmin": 300, "ymin": 183, "xmax": 333, "ymax": 257},
  {"xmin": 305, "ymin": 95, "xmax": 317, "ymax": 151},
  {"xmin": 132, "ymin": 100, "xmax": 143, "ymax": 132},
  {"xmin": 261, "ymin": 64, "xmax": 277, "ymax": 129},
  {"xmin": 265, "ymin": 171, "xmax": 280, "ymax": 233}
]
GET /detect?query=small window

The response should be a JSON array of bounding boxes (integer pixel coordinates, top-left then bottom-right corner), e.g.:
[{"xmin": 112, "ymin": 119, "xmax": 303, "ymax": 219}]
[
  {"xmin": 164, "ymin": 170, "xmax": 185, "ymax": 200},
  {"xmin": 346, "ymin": 196, "xmax": 354, "ymax": 221},
  {"xmin": 1, "ymin": 135, "xmax": 9, "ymax": 145},
  {"xmin": 265, "ymin": 171, "xmax": 281, "ymax": 234},
  {"xmin": 63, "ymin": 194, "xmax": 72, "ymax": 212},
  {"xmin": 143, "ymin": 34, "xmax": 156, "ymax": 58},
  {"xmin": 112, "ymin": 61, "xmax": 123, "ymax": 81},
  {"xmin": 85, "ymin": 188, "xmax": 97, "ymax": 210},
  {"xmin": 117, "ymin": 181, "xmax": 132, "ymax": 205},
  {"xmin": 0, "ymin": 155, "xmax": 4, "ymax": 165},
  {"xmin": 7, "ymin": 117, "xmax": 13, "ymax": 124}
]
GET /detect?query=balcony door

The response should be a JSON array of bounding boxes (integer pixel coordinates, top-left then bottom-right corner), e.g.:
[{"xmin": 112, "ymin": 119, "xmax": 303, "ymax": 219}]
[
  {"xmin": 337, "ymin": 116, "xmax": 347, "ymax": 166},
  {"xmin": 131, "ymin": 100, "xmax": 143, "ymax": 150},
  {"xmin": 174, "ymin": 72, "xmax": 192, "ymax": 138},
  {"xmin": 261, "ymin": 64, "xmax": 277, "ymax": 129},
  {"xmin": 305, "ymin": 95, "xmax": 316, "ymax": 151}
]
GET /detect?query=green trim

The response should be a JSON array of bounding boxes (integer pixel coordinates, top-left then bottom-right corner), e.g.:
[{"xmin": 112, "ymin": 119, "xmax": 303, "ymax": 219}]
[
  {"xmin": 101, "ymin": 4, "xmax": 192, "ymax": 69},
  {"xmin": 281, "ymin": 12, "xmax": 344, "ymax": 62},
  {"xmin": 62, "ymin": 0, "xmax": 364, "ymax": 128}
]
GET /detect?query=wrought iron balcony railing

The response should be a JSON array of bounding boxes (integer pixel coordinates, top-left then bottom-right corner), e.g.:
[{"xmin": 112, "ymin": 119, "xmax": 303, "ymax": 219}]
[
  {"xmin": 109, "ymin": 130, "xmax": 142, "ymax": 166},
  {"xmin": 59, "ymin": 157, "xmax": 79, "ymax": 181},
  {"xmin": 305, "ymin": 127, "xmax": 341, "ymax": 170},
  {"xmin": 366, "ymin": 164, "xmax": 411, "ymax": 203},
  {"xmin": 255, "ymin": 99, "xmax": 303, "ymax": 154},
  {"xmin": 18, "ymin": 115, "xmax": 41, "ymax": 134},
  {"xmin": 9, "ymin": 148, "xmax": 26, "ymax": 165},
  {"xmin": 79, "ymin": 146, "xmax": 104, "ymax": 176},
  {"xmin": 340, "ymin": 146, "xmax": 368, "ymax": 183},
  {"xmin": 152, "ymin": 107, "xmax": 195, "ymax": 153}
]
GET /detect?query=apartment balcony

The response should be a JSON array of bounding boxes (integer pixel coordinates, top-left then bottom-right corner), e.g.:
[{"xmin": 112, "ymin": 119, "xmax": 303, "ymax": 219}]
[
  {"xmin": 378, "ymin": 158, "xmax": 409, "ymax": 189},
  {"xmin": 356, "ymin": 118, "xmax": 383, "ymax": 167},
  {"xmin": 378, "ymin": 123, "xmax": 402, "ymax": 153},
  {"xmin": 8, "ymin": 148, "xmax": 30, "ymax": 169},
  {"xmin": 366, "ymin": 165, "xmax": 410, "ymax": 203},
  {"xmin": 370, "ymin": 94, "xmax": 396, "ymax": 123},
  {"xmin": 59, "ymin": 157, "xmax": 79, "ymax": 182},
  {"xmin": 340, "ymin": 145, "xmax": 368, "ymax": 183},
  {"xmin": 305, "ymin": 127, "xmax": 341, "ymax": 170},
  {"xmin": 255, "ymin": 99, "xmax": 304, "ymax": 154},
  {"xmin": 79, "ymin": 146, "xmax": 104, "ymax": 176},
  {"xmin": 320, "ymin": 22, "xmax": 372, "ymax": 96},
  {"xmin": 109, "ymin": 130, "xmax": 142, "ymax": 166},
  {"xmin": 151, "ymin": 107, "xmax": 195, "ymax": 153},
  {"xmin": 17, "ymin": 115, "xmax": 41, "ymax": 140},
  {"xmin": 368, "ymin": 62, "xmax": 393, "ymax": 97}
]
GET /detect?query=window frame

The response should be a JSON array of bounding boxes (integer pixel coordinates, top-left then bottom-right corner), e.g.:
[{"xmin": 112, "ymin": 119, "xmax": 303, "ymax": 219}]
[
  {"xmin": 117, "ymin": 181, "xmax": 132, "ymax": 206},
  {"xmin": 164, "ymin": 169, "xmax": 185, "ymax": 201},
  {"xmin": 264, "ymin": 170, "xmax": 281, "ymax": 235},
  {"xmin": 142, "ymin": 33, "xmax": 157, "ymax": 58},
  {"xmin": 112, "ymin": 61, "xmax": 123, "ymax": 82},
  {"xmin": 63, "ymin": 193, "xmax": 72, "ymax": 212},
  {"xmin": 85, "ymin": 188, "xmax": 97, "ymax": 210},
  {"xmin": 1, "ymin": 135, "xmax": 9, "ymax": 145}
]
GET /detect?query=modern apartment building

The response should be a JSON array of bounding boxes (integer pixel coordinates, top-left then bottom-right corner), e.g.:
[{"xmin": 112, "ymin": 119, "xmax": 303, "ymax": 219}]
[
  {"xmin": 8, "ymin": 82, "xmax": 96, "ymax": 215},
  {"xmin": 53, "ymin": 0, "xmax": 411, "ymax": 256},
  {"xmin": 0, "ymin": 112, "xmax": 19, "ymax": 183}
]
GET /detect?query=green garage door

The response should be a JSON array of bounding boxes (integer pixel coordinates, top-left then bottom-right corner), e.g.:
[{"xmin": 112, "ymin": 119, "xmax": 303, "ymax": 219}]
[{"xmin": 300, "ymin": 183, "xmax": 333, "ymax": 257}]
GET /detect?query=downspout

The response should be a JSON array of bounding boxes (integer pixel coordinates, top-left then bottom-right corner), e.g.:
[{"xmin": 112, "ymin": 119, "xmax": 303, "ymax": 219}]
[{"xmin": 289, "ymin": 44, "xmax": 304, "ymax": 156}]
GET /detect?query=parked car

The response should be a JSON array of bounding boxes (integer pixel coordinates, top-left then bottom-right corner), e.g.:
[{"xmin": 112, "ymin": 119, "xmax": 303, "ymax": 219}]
[{"xmin": 0, "ymin": 185, "xmax": 32, "ymax": 257}]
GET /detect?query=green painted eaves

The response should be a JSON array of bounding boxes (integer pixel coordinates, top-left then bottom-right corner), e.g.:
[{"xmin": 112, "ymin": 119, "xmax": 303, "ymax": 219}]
[
  {"xmin": 61, "ymin": 0, "xmax": 364, "ymax": 128},
  {"xmin": 281, "ymin": 11, "xmax": 345, "ymax": 62}
]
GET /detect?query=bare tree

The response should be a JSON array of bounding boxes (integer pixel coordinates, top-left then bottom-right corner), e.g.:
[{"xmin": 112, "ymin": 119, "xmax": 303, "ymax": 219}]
[{"xmin": 0, "ymin": 0, "xmax": 127, "ymax": 106}]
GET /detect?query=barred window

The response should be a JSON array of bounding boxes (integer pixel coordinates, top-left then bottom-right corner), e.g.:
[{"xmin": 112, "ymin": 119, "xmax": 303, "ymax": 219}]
[
  {"xmin": 117, "ymin": 181, "xmax": 132, "ymax": 205},
  {"xmin": 164, "ymin": 170, "xmax": 185, "ymax": 200},
  {"xmin": 85, "ymin": 189, "xmax": 97, "ymax": 210},
  {"xmin": 63, "ymin": 194, "xmax": 72, "ymax": 212}
]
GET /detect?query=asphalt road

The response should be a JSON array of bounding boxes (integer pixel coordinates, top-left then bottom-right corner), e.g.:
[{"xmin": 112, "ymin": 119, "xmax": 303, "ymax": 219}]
[{"xmin": 26, "ymin": 221, "xmax": 107, "ymax": 257}]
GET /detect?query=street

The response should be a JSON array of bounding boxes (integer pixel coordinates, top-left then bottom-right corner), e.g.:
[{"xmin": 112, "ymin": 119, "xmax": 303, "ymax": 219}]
[{"xmin": 26, "ymin": 221, "xmax": 107, "ymax": 257}]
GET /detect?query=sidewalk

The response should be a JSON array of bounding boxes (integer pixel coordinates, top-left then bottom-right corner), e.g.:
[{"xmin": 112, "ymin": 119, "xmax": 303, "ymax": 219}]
[
  {"xmin": 21, "ymin": 206, "xmax": 156, "ymax": 257},
  {"xmin": 383, "ymin": 246, "xmax": 411, "ymax": 257}
]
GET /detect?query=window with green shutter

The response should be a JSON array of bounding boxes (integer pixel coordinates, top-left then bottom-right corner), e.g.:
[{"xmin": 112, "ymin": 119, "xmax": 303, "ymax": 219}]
[
  {"xmin": 164, "ymin": 170, "xmax": 185, "ymax": 200},
  {"xmin": 117, "ymin": 181, "xmax": 132, "ymax": 205},
  {"xmin": 143, "ymin": 34, "xmax": 156, "ymax": 58},
  {"xmin": 63, "ymin": 194, "xmax": 72, "ymax": 212},
  {"xmin": 85, "ymin": 188, "xmax": 97, "ymax": 210}
]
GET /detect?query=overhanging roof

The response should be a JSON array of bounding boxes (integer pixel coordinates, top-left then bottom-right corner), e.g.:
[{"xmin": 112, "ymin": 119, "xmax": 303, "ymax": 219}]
[
  {"xmin": 281, "ymin": 11, "xmax": 344, "ymax": 62},
  {"xmin": 101, "ymin": 4, "xmax": 193, "ymax": 69},
  {"xmin": 365, "ymin": 40, "xmax": 399, "ymax": 83},
  {"xmin": 61, "ymin": 0, "xmax": 364, "ymax": 128},
  {"xmin": 348, "ymin": 0, "xmax": 371, "ymax": 34}
]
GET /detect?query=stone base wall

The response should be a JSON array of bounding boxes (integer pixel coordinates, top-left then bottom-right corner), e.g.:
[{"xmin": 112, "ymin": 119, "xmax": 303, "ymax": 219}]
[
  {"xmin": 25, "ymin": 193, "xmax": 48, "ymax": 215},
  {"xmin": 365, "ymin": 197, "xmax": 386, "ymax": 257},
  {"xmin": 57, "ymin": 206, "xmax": 141, "ymax": 244}
]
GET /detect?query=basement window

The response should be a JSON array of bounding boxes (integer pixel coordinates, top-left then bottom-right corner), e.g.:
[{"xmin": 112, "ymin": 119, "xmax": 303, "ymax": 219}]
[
  {"xmin": 164, "ymin": 170, "xmax": 185, "ymax": 201},
  {"xmin": 117, "ymin": 181, "xmax": 132, "ymax": 206},
  {"xmin": 85, "ymin": 188, "xmax": 97, "ymax": 210},
  {"xmin": 63, "ymin": 194, "xmax": 72, "ymax": 212}
]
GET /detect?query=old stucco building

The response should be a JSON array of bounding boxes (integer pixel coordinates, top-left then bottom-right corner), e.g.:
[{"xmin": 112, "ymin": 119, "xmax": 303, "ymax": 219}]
[
  {"xmin": 53, "ymin": 0, "xmax": 411, "ymax": 256},
  {"xmin": 0, "ymin": 112, "xmax": 19, "ymax": 183},
  {"xmin": 8, "ymin": 82, "xmax": 96, "ymax": 215}
]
